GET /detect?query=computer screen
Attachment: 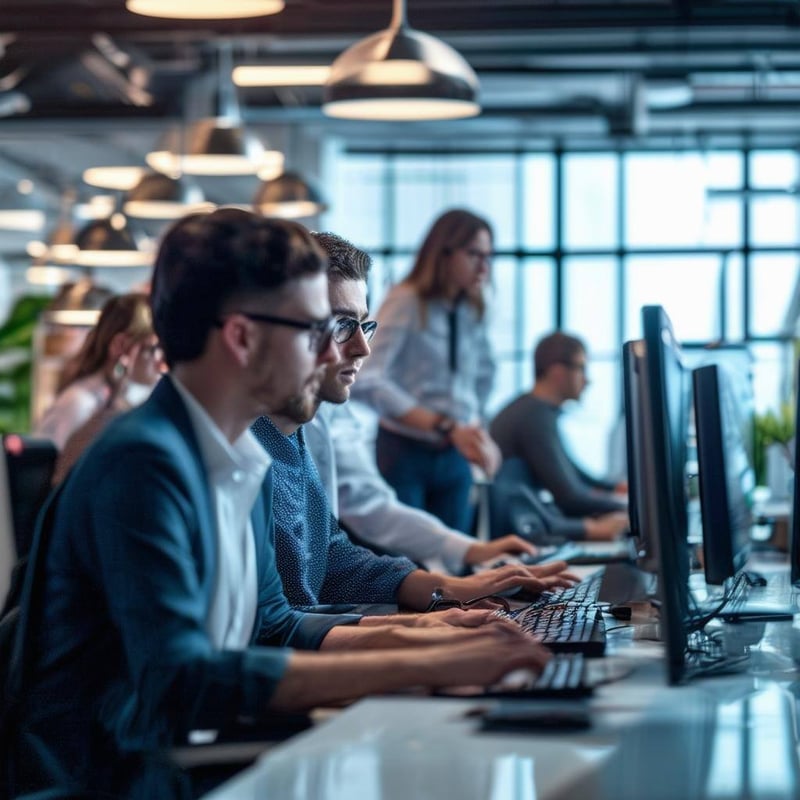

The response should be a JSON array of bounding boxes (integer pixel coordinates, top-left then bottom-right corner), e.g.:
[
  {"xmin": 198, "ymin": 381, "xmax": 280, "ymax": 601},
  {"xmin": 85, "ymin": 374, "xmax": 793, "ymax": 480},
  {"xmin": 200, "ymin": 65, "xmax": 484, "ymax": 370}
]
[
  {"xmin": 622, "ymin": 338, "xmax": 660, "ymax": 575},
  {"xmin": 640, "ymin": 305, "xmax": 692, "ymax": 685},
  {"xmin": 693, "ymin": 363, "xmax": 756, "ymax": 585},
  {"xmin": 791, "ymin": 361, "xmax": 800, "ymax": 586}
]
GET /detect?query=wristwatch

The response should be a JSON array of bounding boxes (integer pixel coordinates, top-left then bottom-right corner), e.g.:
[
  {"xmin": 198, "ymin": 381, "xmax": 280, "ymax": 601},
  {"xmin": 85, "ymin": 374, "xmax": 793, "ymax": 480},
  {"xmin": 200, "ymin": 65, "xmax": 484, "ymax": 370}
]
[{"xmin": 434, "ymin": 415, "xmax": 457, "ymax": 440}]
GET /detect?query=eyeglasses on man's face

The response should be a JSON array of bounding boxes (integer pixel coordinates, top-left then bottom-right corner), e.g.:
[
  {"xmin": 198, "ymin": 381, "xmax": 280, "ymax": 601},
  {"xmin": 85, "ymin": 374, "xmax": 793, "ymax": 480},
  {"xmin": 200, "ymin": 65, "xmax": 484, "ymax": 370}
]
[
  {"xmin": 225, "ymin": 311, "xmax": 337, "ymax": 354},
  {"xmin": 558, "ymin": 360, "xmax": 587, "ymax": 374},
  {"xmin": 333, "ymin": 316, "xmax": 378, "ymax": 345}
]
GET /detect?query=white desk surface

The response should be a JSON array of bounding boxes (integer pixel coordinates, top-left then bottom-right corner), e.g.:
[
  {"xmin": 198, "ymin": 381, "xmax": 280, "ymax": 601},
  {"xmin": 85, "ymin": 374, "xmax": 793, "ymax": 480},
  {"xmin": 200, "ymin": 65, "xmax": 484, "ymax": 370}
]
[{"xmin": 205, "ymin": 581, "xmax": 800, "ymax": 800}]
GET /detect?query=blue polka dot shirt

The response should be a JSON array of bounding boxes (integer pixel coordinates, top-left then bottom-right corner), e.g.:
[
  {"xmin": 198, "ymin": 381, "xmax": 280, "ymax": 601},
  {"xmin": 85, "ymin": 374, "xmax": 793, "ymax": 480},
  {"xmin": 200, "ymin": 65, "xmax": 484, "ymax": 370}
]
[{"xmin": 252, "ymin": 416, "xmax": 418, "ymax": 607}]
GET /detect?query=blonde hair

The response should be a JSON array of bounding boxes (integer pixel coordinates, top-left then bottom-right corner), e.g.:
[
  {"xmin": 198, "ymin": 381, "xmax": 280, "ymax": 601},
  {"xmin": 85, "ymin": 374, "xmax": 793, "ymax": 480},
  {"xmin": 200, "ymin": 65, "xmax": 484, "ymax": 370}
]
[
  {"xmin": 59, "ymin": 292, "xmax": 153, "ymax": 390},
  {"xmin": 404, "ymin": 208, "xmax": 493, "ymax": 319}
]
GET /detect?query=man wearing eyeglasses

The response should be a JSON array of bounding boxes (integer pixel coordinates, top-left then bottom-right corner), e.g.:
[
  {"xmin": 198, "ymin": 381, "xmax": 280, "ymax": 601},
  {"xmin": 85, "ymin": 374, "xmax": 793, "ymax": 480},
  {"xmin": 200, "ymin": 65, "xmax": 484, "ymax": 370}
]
[
  {"xmin": 253, "ymin": 234, "xmax": 578, "ymax": 614},
  {"xmin": 8, "ymin": 210, "xmax": 551, "ymax": 799},
  {"xmin": 490, "ymin": 331, "xmax": 630, "ymax": 529},
  {"xmin": 304, "ymin": 233, "xmax": 545, "ymax": 574}
]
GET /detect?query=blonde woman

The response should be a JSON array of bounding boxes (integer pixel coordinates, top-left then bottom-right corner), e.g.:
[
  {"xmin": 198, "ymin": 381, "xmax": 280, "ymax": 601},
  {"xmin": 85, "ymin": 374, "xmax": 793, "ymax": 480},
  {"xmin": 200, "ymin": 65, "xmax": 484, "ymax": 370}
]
[
  {"xmin": 353, "ymin": 209, "xmax": 501, "ymax": 533},
  {"xmin": 35, "ymin": 292, "xmax": 162, "ymax": 450}
]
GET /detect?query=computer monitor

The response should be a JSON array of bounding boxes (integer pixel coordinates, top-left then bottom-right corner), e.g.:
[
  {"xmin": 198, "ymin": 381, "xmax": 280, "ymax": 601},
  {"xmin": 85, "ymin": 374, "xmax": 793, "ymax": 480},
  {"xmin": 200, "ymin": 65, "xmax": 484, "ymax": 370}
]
[
  {"xmin": 791, "ymin": 361, "xmax": 800, "ymax": 586},
  {"xmin": 693, "ymin": 363, "xmax": 756, "ymax": 585},
  {"xmin": 640, "ymin": 305, "xmax": 692, "ymax": 685},
  {"xmin": 622, "ymin": 338, "xmax": 660, "ymax": 576}
]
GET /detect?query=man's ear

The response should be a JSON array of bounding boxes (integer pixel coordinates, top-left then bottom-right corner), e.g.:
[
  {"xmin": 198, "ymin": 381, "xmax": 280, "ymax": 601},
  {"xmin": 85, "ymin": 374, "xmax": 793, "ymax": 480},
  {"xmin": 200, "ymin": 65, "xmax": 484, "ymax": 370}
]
[{"xmin": 217, "ymin": 315, "xmax": 253, "ymax": 368}]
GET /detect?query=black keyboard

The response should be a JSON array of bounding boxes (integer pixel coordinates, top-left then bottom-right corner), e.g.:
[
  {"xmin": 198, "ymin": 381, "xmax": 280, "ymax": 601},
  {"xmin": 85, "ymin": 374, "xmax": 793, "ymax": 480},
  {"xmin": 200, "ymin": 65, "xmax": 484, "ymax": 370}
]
[
  {"xmin": 533, "ymin": 570, "xmax": 604, "ymax": 608},
  {"xmin": 511, "ymin": 603, "xmax": 607, "ymax": 657},
  {"xmin": 488, "ymin": 653, "xmax": 593, "ymax": 699},
  {"xmin": 524, "ymin": 540, "xmax": 635, "ymax": 567}
]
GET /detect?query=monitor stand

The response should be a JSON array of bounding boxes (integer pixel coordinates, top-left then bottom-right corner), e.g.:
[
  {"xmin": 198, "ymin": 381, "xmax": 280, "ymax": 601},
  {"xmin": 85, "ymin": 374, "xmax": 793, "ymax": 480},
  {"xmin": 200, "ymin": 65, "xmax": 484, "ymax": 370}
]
[{"xmin": 598, "ymin": 562, "xmax": 657, "ymax": 605}]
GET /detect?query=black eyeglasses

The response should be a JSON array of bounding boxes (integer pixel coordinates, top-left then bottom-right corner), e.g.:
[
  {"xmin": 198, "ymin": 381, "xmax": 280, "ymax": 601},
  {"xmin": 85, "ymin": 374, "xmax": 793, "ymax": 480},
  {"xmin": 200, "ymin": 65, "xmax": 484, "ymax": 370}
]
[
  {"xmin": 559, "ymin": 361, "xmax": 587, "ymax": 374},
  {"xmin": 333, "ymin": 317, "xmax": 378, "ymax": 344},
  {"xmin": 425, "ymin": 587, "xmax": 511, "ymax": 613},
  {"xmin": 224, "ymin": 312, "xmax": 336, "ymax": 354}
]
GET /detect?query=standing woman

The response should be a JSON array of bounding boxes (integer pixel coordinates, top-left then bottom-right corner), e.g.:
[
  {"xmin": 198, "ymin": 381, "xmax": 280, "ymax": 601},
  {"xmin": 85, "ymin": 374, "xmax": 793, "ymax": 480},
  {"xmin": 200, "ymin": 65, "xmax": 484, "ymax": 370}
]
[{"xmin": 353, "ymin": 208, "xmax": 501, "ymax": 533}]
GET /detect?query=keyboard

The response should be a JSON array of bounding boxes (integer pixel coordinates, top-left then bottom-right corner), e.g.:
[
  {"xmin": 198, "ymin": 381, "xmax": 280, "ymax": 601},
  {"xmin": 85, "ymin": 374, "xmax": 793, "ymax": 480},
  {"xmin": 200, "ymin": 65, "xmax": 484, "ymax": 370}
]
[
  {"xmin": 524, "ymin": 540, "xmax": 636, "ymax": 567},
  {"xmin": 489, "ymin": 653, "xmax": 593, "ymax": 699},
  {"xmin": 533, "ymin": 570, "xmax": 604, "ymax": 608},
  {"xmin": 510, "ymin": 602, "xmax": 607, "ymax": 657},
  {"xmin": 717, "ymin": 570, "xmax": 796, "ymax": 622}
]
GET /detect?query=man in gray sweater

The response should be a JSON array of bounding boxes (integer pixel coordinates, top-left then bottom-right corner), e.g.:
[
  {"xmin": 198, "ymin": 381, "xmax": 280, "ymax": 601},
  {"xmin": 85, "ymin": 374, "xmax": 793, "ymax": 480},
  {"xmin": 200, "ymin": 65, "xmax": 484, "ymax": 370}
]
[{"xmin": 490, "ymin": 332, "xmax": 629, "ymax": 536}]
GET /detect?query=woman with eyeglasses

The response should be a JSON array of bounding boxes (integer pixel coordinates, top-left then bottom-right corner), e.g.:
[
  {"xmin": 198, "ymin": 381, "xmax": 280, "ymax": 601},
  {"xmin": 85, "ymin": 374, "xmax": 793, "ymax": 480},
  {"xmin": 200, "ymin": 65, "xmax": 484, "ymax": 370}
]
[
  {"xmin": 352, "ymin": 208, "xmax": 501, "ymax": 533},
  {"xmin": 36, "ymin": 292, "xmax": 164, "ymax": 463}
]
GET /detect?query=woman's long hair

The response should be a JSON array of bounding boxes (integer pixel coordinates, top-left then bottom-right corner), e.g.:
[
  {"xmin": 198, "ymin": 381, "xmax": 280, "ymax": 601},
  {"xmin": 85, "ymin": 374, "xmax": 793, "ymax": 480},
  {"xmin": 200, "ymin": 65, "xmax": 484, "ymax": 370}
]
[
  {"xmin": 58, "ymin": 292, "xmax": 153, "ymax": 391},
  {"xmin": 403, "ymin": 208, "xmax": 493, "ymax": 319}
]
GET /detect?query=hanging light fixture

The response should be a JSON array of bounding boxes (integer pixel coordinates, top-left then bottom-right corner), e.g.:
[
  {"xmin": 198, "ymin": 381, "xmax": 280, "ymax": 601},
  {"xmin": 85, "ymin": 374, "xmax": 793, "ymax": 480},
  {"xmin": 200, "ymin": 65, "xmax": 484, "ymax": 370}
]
[
  {"xmin": 147, "ymin": 44, "xmax": 284, "ymax": 177},
  {"xmin": 82, "ymin": 166, "xmax": 147, "ymax": 191},
  {"xmin": 73, "ymin": 214, "xmax": 153, "ymax": 268},
  {"xmin": 0, "ymin": 179, "xmax": 46, "ymax": 232},
  {"xmin": 253, "ymin": 171, "xmax": 328, "ymax": 220},
  {"xmin": 126, "ymin": 0, "xmax": 284, "ymax": 20},
  {"xmin": 123, "ymin": 172, "xmax": 213, "ymax": 219},
  {"xmin": 322, "ymin": 0, "xmax": 480, "ymax": 121}
]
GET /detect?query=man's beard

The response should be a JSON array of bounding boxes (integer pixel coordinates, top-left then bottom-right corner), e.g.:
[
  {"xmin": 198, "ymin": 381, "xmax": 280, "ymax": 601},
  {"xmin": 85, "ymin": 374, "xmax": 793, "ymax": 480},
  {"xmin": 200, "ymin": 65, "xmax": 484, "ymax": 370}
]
[{"xmin": 275, "ymin": 389, "xmax": 316, "ymax": 424}]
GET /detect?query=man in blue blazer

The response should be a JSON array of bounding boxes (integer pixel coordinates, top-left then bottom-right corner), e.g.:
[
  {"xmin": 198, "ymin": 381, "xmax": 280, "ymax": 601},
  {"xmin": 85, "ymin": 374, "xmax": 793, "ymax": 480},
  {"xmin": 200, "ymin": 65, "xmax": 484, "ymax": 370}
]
[{"xmin": 8, "ymin": 209, "xmax": 549, "ymax": 799}]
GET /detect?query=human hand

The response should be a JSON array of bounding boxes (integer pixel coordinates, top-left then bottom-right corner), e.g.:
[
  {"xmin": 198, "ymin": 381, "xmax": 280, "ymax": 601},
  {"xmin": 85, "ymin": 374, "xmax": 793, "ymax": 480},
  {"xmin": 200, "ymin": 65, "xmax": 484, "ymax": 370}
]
[
  {"xmin": 584, "ymin": 511, "xmax": 630, "ymax": 541},
  {"xmin": 426, "ymin": 625, "xmax": 552, "ymax": 689},
  {"xmin": 464, "ymin": 535, "xmax": 537, "ymax": 566},
  {"xmin": 440, "ymin": 560, "xmax": 579, "ymax": 604},
  {"xmin": 450, "ymin": 425, "xmax": 502, "ymax": 476}
]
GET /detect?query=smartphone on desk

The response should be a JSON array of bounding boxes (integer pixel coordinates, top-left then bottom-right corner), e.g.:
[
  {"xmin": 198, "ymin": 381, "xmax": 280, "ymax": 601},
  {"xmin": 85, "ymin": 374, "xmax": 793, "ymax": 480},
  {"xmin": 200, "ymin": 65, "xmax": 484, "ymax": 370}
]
[{"xmin": 479, "ymin": 701, "xmax": 592, "ymax": 733}]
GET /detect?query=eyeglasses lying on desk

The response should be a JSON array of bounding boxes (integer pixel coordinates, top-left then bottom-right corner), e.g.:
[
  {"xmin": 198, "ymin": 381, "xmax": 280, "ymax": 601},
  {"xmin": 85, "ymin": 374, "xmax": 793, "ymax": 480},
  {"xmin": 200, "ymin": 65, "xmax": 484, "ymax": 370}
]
[{"xmin": 425, "ymin": 587, "xmax": 512, "ymax": 613}]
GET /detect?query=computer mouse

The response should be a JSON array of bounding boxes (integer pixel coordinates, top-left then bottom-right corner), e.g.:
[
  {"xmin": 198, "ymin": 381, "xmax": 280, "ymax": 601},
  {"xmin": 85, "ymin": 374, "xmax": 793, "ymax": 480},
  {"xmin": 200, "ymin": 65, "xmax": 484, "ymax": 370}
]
[{"xmin": 743, "ymin": 571, "xmax": 768, "ymax": 587}]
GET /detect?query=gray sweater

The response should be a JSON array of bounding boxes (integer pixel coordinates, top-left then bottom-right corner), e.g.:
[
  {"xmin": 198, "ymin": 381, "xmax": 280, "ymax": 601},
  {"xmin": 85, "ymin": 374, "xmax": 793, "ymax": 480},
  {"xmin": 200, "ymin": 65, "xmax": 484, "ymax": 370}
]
[{"xmin": 490, "ymin": 393, "xmax": 626, "ymax": 517}]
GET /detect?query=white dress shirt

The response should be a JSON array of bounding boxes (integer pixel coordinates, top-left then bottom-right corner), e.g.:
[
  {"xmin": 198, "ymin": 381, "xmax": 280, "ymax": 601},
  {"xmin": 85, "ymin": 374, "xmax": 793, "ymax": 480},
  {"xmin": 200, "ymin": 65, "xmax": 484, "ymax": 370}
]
[
  {"xmin": 305, "ymin": 402, "xmax": 475, "ymax": 573},
  {"xmin": 171, "ymin": 376, "xmax": 271, "ymax": 650}
]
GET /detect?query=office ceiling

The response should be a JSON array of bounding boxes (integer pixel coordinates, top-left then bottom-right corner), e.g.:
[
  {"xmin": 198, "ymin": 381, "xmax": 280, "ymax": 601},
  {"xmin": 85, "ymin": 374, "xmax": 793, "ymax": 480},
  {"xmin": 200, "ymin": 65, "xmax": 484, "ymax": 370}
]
[{"xmin": 1, "ymin": 0, "xmax": 800, "ymax": 247}]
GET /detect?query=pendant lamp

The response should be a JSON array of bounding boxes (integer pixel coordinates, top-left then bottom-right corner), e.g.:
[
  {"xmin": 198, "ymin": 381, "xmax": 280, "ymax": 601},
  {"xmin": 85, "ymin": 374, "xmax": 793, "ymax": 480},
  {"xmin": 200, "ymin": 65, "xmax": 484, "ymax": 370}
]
[
  {"xmin": 253, "ymin": 171, "xmax": 327, "ymax": 220},
  {"xmin": 73, "ymin": 214, "xmax": 153, "ymax": 268},
  {"xmin": 123, "ymin": 172, "xmax": 213, "ymax": 219},
  {"xmin": 322, "ymin": 0, "xmax": 480, "ymax": 121},
  {"xmin": 147, "ymin": 44, "xmax": 283, "ymax": 177},
  {"xmin": 126, "ymin": 0, "xmax": 284, "ymax": 20}
]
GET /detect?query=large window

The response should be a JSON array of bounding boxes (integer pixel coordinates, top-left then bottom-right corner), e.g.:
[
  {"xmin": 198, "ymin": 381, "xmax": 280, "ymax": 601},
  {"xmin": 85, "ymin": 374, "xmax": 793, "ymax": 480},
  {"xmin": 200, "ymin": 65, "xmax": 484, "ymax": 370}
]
[{"xmin": 325, "ymin": 147, "xmax": 800, "ymax": 477}]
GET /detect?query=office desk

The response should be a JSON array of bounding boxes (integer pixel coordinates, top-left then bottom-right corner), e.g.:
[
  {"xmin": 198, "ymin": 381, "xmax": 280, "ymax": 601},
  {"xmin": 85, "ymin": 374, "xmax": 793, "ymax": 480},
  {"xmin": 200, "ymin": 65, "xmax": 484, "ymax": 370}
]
[{"xmin": 204, "ymin": 613, "xmax": 800, "ymax": 800}]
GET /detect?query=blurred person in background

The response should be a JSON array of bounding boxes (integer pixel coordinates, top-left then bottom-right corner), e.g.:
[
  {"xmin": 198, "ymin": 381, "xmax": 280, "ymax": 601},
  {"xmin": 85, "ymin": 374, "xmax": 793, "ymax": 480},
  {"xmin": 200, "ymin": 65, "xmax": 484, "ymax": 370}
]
[
  {"xmin": 35, "ymin": 292, "xmax": 163, "ymax": 451},
  {"xmin": 353, "ymin": 209, "xmax": 501, "ymax": 533}
]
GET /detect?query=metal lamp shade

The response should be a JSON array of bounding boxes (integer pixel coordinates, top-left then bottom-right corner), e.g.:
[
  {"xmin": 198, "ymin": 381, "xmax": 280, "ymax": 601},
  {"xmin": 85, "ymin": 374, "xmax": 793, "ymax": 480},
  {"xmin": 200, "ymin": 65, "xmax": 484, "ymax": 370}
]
[
  {"xmin": 253, "ymin": 171, "xmax": 328, "ymax": 219},
  {"xmin": 323, "ymin": 26, "xmax": 480, "ymax": 121},
  {"xmin": 147, "ymin": 118, "xmax": 282, "ymax": 177},
  {"xmin": 73, "ymin": 217, "xmax": 153, "ymax": 268},
  {"xmin": 123, "ymin": 172, "xmax": 212, "ymax": 219}
]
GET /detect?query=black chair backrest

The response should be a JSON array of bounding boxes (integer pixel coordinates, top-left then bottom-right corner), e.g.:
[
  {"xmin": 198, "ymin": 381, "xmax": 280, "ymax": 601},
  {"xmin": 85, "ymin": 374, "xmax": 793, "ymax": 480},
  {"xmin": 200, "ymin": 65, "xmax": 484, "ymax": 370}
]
[{"xmin": 3, "ymin": 435, "xmax": 57, "ymax": 561}]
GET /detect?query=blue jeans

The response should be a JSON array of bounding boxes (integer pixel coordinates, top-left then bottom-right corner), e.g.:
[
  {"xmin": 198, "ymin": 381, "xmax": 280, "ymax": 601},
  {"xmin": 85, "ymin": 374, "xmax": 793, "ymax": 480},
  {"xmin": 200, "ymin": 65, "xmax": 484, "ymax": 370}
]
[{"xmin": 376, "ymin": 427, "xmax": 475, "ymax": 534}]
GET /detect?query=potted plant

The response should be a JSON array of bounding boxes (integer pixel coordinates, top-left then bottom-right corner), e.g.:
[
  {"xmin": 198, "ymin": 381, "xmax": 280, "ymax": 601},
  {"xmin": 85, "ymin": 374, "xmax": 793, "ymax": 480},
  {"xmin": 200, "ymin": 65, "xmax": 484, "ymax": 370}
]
[{"xmin": 753, "ymin": 402, "xmax": 795, "ymax": 497}]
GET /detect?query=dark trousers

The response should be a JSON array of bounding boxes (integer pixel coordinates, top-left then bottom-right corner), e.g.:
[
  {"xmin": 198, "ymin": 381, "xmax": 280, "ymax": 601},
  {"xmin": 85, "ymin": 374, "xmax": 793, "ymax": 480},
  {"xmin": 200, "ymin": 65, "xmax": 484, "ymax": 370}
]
[{"xmin": 376, "ymin": 427, "xmax": 475, "ymax": 534}]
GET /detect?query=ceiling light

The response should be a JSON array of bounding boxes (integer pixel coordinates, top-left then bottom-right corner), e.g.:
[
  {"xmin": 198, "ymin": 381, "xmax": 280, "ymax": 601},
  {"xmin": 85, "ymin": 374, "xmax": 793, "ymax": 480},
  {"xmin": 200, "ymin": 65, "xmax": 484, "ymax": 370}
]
[
  {"xmin": 0, "ymin": 179, "xmax": 45, "ymax": 232},
  {"xmin": 74, "ymin": 215, "xmax": 153, "ymax": 268},
  {"xmin": 126, "ymin": 0, "xmax": 284, "ymax": 20},
  {"xmin": 147, "ymin": 118, "xmax": 282, "ymax": 176},
  {"xmin": 253, "ymin": 171, "xmax": 328, "ymax": 219},
  {"xmin": 83, "ymin": 166, "xmax": 147, "ymax": 191},
  {"xmin": 233, "ymin": 65, "xmax": 331, "ymax": 87},
  {"xmin": 322, "ymin": 0, "xmax": 480, "ymax": 121},
  {"xmin": 26, "ymin": 265, "xmax": 77, "ymax": 287},
  {"xmin": 148, "ymin": 45, "xmax": 283, "ymax": 178},
  {"xmin": 123, "ymin": 172, "xmax": 213, "ymax": 219}
]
